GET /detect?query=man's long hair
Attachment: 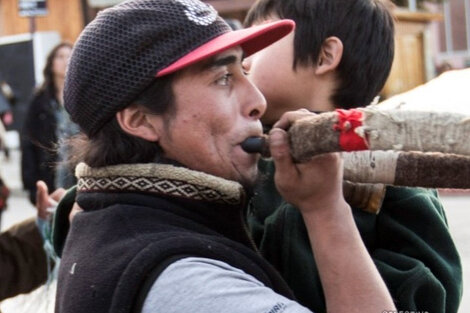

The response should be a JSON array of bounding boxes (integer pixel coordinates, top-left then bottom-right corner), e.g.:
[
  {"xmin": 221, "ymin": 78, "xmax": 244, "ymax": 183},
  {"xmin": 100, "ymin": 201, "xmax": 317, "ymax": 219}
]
[{"xmin": 67, "ymin": 74, "xmax": 175, "ymax": 168}]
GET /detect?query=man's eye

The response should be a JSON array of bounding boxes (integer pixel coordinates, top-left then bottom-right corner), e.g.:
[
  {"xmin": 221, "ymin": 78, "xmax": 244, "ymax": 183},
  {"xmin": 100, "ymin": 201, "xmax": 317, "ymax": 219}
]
[{"xmin": 215, "ymin": 73, "xmax": 233, "ymax": 86}]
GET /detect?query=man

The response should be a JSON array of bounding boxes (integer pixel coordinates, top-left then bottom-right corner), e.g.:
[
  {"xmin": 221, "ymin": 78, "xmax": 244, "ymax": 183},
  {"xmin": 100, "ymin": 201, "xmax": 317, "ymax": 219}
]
[
  {"xmin": 242, "ymin": 0, "xmax": 462, "ymax": 312},
  {"xmin": 54, "ymin": 0, "xmax": 395, "ymax": 312}
]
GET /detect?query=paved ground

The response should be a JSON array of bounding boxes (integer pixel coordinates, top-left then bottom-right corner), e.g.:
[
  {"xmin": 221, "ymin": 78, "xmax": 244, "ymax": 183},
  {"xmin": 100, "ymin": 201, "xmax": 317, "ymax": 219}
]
[{"xmin": 1, "ymin": 148, "xmax": 469, "ymax": 311}]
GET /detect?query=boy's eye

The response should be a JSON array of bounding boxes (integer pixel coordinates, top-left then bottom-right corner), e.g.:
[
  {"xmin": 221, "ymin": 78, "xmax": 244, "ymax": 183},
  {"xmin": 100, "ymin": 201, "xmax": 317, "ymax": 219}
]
[{"xmin": 215, "ymin": 73, "xmax": 233, "ymax": 86}]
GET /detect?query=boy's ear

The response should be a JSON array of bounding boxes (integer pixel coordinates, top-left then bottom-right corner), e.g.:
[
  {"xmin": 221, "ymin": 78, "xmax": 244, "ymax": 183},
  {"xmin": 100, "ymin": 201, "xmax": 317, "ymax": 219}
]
[
  {"xmin": 116, "ymin": 104, "xmax": 161, "ymax": 142},
  {"xmin": 315, "ymin": 36, "xmax": 343, "ymax": 75}
]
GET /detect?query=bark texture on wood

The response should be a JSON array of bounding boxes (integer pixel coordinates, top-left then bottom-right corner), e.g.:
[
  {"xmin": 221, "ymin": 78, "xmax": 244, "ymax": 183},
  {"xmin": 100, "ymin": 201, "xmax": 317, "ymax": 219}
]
[
  {"xmin": 286, "ymin": 109, "xmax": 470, "ymax": 189},
  {"xmin": 289, "ymin": 112, "xmax": 340, "ymax": 162},
  {"xmin": 361, "ymin": 109, "xmax": 470, "ymax": 155}
]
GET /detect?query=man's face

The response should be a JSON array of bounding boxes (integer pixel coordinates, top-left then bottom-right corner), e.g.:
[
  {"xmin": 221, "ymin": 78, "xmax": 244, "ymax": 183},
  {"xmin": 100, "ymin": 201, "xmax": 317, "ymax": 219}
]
[{"xmin": 156, "ymin": 47, "xmax": 266, "ymax": 187}]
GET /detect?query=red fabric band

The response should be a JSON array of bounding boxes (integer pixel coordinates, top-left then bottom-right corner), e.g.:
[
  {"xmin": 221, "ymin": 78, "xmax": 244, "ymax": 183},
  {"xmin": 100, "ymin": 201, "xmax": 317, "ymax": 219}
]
[{"xmin": 333, "ymin": 109, "xmax": 368, "ymax": 151}]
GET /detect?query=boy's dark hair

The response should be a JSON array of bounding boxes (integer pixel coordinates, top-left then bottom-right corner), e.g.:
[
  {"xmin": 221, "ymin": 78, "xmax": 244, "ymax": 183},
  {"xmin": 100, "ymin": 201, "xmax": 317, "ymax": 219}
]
[
  {"xmin": 68, "ymin": 75, "xmax": 175, "ymax": 168},
  {"xmin": 244, "ymin": 0, "xmax": 395, "ymax": 108}
]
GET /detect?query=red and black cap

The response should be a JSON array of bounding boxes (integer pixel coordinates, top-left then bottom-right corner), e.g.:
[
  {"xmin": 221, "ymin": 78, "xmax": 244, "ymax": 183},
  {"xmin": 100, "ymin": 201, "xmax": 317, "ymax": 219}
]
[{"xmin": 64, "ymin": 0, "xmax": 294, "ymax": 137}]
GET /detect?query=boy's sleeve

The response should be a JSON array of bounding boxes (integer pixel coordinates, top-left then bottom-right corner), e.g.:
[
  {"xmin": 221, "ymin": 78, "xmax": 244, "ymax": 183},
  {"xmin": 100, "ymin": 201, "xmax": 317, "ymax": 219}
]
[
  {"xmin": 251, "ymin": 185, "xmax": 462, "ymax": 313},
  {"xmin": 373, "ymin": 187, "xmax": 462, "ymax": 313}
]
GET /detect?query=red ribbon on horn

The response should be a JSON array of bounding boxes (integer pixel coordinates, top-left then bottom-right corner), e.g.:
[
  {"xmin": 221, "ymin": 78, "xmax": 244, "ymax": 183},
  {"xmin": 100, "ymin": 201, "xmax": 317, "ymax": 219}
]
[{"xmin": 333, "ymin": 109, "xmax": 368, "ymax": 151}]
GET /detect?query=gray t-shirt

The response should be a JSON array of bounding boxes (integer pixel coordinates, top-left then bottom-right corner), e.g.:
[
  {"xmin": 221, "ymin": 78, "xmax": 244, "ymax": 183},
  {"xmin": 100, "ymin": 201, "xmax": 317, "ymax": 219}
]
[{"xmin": 142, "ymin": 257, "xmax": 313, "ymax": 313}]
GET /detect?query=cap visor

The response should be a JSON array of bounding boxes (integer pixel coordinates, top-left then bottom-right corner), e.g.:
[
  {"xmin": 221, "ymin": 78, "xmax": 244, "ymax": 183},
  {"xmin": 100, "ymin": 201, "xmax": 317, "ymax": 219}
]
[{"xmin": 156, "ymin": 19, "xmax": 295, "ymax": 77}]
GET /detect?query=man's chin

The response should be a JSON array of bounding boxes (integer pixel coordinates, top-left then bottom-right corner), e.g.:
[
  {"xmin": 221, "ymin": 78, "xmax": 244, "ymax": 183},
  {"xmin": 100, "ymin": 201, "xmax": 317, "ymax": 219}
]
[{"xmin": 238, "ymin": 171, "xmax": 261, "ymax": 196}]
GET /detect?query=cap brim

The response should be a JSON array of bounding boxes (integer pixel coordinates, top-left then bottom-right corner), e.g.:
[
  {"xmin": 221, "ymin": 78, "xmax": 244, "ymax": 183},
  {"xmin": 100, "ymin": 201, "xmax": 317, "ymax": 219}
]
[{"xmin": 156, "ymin": 19, "xmax": 295, "ymax": 77}]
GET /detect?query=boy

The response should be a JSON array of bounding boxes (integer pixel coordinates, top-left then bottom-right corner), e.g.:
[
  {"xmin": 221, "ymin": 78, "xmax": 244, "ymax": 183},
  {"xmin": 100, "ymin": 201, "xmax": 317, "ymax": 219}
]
[{"xmin": 243, "ymin": 0, "xmax": 462, "ymax": 312}]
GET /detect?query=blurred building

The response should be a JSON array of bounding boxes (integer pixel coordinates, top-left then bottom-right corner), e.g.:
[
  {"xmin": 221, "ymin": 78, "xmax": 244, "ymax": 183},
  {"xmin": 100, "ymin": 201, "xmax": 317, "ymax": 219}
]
[
  {"xmin": 0, "ymin": 0, "xmax": 85, "ymax": 130},
  {"xmin": 430, "ymin": 0, "xmax": 470, "ymax": 70},
  {"xmin": 0, "ymin": 0, "xmax": 84, "ymax": 43}
]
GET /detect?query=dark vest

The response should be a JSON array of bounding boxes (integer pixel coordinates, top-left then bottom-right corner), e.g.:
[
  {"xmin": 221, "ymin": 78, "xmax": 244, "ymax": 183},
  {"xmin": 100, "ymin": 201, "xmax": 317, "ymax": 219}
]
[{"xmin": 56, "ymin": 191, "xmax": 294, "ymax": 313}]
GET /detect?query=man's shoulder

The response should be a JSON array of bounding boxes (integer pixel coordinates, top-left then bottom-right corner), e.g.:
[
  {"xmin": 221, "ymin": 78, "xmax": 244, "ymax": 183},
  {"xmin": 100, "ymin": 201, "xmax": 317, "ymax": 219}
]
[{"xmin": 142, "ymin": 257, "xmax": 311, "ymax": 313}]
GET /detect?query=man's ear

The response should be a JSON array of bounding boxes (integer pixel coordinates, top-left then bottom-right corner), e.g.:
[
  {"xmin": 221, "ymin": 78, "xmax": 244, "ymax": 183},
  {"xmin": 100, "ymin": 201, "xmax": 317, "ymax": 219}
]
[
  {"xmin": 116, "ymin": 104, "xmax": 160, "ymax": 142},
  {"xmin": 315, "ymin": 36, "xmax": 343, "ymax": 75}
]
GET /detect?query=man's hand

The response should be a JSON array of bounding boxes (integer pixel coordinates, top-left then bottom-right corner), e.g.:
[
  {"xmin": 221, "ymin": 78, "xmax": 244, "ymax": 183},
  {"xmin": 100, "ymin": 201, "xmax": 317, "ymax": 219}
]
[
  {"xmin": 270, "ymin": 110, "xmax": 396, "ymax": 313},
  {"xmin": 35, "ymin": 181, "xmax": 66, "ymax": 220},
  {"xmin": 269, "ymin": 110, "xmax": 345, "ymax": 213}
]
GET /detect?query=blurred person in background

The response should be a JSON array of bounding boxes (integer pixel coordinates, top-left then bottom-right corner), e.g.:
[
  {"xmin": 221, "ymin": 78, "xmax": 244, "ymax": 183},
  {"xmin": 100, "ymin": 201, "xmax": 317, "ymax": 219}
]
[
  {"xmin": 21, "ymin": 42, "xmax": 79, "ymax": 204},
  {"xmin": 0, "ymin": 78, "xmax": 15, "ymax": 160},
  {"xmin": 0, "ymin": 181, "xmax": 64, "ymax": 303},
  {"xmin": 224, "ymin": 18, "xmax": 243, "ymax": 31},
  {"xmin": 0, "ymin": 78, "xmax": 14, "ymax": 227},
  {"xmin": 0, "ymin": 217, "xmax": 48, "ymax": 302}
]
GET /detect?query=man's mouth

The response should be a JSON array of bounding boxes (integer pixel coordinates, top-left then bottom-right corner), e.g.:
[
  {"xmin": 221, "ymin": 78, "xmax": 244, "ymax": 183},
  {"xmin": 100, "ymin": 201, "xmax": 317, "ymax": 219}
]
[{"xmin": 240, "ymin": 135, "xmax": 270, "ymax": 157}]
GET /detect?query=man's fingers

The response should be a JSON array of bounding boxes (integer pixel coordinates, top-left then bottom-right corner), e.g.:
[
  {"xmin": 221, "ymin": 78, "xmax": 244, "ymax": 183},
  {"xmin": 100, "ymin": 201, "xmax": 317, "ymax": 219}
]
[
  {"xmin": 272, "ymin": 109, "xmax": 311, "ymax": 130},
  {"xmin": 269, "ymin": 128, "xmax": 297, "ymax": 180}
]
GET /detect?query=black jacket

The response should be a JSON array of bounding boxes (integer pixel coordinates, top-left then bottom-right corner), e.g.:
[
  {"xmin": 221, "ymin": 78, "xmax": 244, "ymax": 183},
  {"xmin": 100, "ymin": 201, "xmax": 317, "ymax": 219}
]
[
  {"xmin": 21, "ymin": 90, "xmax": 59, "ymax": 203},
  {"xmin": 56, "ymin": 163, "xmax": 294, "ymax": 313}
]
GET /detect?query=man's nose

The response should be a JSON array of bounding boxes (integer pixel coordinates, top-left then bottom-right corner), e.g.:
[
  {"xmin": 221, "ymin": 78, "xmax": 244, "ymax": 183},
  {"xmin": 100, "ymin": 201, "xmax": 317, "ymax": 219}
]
[
  {"xmin": 243, "ymin": 80, "xmax": 266, "ymax": 120},
  {"xmin": 242, "ymin": 57, "xmax": 252, "ymax": 70}
]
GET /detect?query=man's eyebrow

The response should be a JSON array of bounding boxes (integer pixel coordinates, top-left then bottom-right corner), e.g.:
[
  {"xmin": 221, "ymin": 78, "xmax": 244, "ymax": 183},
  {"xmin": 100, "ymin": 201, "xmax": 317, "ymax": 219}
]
[{"xmin": 201, "ymin": 54, "xmax": 240, "ymax": 71}]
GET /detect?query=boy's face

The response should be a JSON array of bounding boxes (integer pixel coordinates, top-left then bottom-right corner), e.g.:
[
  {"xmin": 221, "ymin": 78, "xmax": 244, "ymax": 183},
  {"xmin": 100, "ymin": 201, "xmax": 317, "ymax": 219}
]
[
  {"xmin": 153, "ymin": 47, "xmax": 266, "ymax": 187},
  {"xmin": 244, "ymin": 18, "xmax": 334, "ymax": 126}
]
